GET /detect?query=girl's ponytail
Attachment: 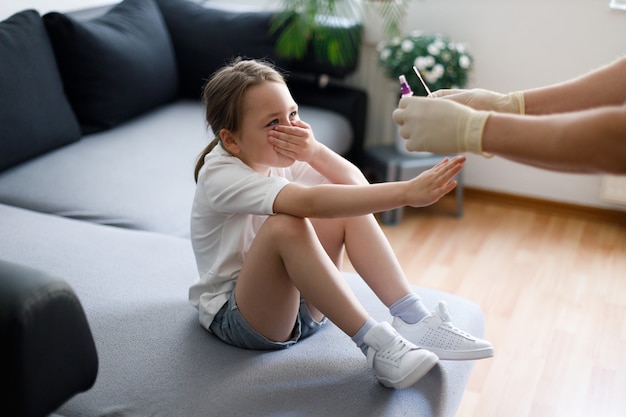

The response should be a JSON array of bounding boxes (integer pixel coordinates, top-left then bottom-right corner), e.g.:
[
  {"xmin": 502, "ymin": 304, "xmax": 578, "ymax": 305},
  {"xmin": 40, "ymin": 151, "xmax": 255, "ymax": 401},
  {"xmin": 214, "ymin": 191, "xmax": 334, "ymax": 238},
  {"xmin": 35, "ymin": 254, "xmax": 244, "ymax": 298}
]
[{"xmin": 194, "ymin": 138, "xmax": 219, "ymax": 182}]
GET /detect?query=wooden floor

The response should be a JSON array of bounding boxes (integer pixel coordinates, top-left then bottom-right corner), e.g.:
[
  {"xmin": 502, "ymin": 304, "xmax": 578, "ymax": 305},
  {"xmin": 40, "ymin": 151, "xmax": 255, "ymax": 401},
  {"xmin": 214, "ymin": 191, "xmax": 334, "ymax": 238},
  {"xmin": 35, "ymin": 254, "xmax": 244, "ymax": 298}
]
[{"xmin": 343, "ymin": 190, "xmax": 626, "ymax": 417}]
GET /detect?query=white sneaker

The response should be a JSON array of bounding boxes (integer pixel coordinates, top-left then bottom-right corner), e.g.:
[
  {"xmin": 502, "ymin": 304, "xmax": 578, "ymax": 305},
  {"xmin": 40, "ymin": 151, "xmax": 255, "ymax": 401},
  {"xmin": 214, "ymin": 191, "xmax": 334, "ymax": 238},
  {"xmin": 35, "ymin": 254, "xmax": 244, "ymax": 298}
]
[
  {"xmin": 364, "ymin": 322, "xmax": 438, "ymax": 389},
  {"xmin": 392, "ymin": 301, "xmax": 494, "ymax": 361}
]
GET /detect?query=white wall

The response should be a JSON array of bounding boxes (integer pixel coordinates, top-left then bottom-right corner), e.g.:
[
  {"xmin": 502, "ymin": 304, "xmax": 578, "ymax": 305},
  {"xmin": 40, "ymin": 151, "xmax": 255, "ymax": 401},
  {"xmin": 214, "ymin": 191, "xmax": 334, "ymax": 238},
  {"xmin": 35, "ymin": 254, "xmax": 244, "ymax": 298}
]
[
  {"xmin": 3, "ymin": 0, "xmax": 625, "ymax": 210},
  {"xmin": 399, "ymin": 0, "xmax": 626, "ymax": 211}
]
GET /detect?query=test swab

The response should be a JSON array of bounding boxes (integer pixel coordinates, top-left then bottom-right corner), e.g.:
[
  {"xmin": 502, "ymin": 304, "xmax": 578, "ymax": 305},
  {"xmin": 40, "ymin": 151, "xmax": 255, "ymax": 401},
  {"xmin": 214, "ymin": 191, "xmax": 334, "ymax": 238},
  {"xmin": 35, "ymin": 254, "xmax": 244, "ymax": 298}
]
[{"xmin": 412, "ymin": 66, "xmax": 432, "ymax": 96}]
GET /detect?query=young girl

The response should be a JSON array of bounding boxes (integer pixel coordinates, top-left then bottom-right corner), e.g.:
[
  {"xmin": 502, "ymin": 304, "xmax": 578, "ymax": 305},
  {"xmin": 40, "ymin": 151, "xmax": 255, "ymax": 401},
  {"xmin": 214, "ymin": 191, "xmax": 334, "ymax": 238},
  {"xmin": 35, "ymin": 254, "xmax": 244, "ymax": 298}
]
[{"xmin": 190, "ymin": 58, "xmax": 492, "ymax": 390}]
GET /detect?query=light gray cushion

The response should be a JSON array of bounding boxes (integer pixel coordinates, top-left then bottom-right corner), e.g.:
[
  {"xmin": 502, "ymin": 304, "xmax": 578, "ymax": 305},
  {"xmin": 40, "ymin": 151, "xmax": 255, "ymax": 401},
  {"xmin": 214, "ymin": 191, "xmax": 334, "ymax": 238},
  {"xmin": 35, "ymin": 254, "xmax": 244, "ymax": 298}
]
[
  {"xmin": 0, "ymin": 101, "xmax": 351, "ymax": 237},
  {"xmin": 0, "ymin": 101, "xmax": 203, "ymax": 237},
  {"xmin": 0, "ymin": 203, "xmax": 484, "ymax": 417}
]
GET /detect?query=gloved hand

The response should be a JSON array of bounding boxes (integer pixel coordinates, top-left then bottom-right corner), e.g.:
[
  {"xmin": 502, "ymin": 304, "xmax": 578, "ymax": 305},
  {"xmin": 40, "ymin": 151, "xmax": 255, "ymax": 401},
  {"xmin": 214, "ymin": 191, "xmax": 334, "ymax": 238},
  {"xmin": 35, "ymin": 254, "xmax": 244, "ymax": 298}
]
[
  {"xmin": 392, "ymin": 96, "xmax": 492, "ymax": 156},
  {"xmin": 431, "ymin": 88, "xmax": 525, "ymax": 114}
]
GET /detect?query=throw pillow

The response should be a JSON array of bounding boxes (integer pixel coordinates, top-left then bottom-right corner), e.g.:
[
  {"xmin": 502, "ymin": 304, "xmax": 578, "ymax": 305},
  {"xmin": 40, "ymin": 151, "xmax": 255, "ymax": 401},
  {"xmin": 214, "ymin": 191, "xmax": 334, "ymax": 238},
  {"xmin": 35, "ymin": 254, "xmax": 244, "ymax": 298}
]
[
  {"xmin": 155, "ymin": 0, "xmax": 288, "ymax": 99},
  {"xmin": 43, "ymin": 0, "xmax": 178, "ymax": 134},
  {"xmin": 0, "ymin": 10, "xmax": 81, "ymax": 172}
]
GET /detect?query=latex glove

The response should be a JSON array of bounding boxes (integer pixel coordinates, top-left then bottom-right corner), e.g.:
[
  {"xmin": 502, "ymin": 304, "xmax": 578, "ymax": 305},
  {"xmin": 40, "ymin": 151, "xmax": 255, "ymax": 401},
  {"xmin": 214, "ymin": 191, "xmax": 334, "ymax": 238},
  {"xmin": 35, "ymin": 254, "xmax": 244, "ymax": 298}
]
[
  {"xmin": 431, "ymin": 88, "xmax": 525, "ymax": 114},
  {"xmin": 393, "ymin": 96, "xmax": 492, "ymax": 155}
]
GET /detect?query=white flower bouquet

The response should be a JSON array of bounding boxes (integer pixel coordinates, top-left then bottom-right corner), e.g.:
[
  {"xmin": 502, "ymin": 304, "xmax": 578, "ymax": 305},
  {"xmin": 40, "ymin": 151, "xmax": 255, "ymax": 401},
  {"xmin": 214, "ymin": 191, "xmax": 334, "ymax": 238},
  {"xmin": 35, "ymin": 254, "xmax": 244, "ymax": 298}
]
[{"xmin": 378, "ymin": 31, "xmax": 474, "ymax": 96}]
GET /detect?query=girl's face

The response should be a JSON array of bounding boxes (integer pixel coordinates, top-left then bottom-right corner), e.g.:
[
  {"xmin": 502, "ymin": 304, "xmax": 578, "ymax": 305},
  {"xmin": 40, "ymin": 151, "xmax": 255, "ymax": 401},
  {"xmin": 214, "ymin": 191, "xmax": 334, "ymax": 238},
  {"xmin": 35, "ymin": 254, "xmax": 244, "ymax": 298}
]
[{"xmin": 222, "ymin": 81, "xmax": 298, "ymax": 174}]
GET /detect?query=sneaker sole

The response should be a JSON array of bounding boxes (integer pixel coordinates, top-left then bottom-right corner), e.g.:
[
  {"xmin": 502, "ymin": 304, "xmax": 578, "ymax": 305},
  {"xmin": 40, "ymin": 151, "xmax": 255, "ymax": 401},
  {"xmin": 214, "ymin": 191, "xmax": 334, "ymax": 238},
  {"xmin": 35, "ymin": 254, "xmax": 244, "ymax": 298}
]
[
  {"xmin": 427, "ymin": 346, "xmax": 494, "ymax": 361},
  {"xmin": 378, "ymin": 353, "xmax": 438, "ymax": 389}
]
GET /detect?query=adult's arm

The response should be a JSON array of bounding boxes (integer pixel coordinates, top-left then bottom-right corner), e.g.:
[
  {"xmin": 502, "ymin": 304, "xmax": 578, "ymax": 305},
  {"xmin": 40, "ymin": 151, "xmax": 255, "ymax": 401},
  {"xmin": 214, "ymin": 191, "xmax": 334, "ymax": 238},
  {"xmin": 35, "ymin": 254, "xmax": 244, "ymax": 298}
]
[
  {"xmin": 393, "ymin": 96, "xmax": 626, "ymax": 174},
  {"xmin": 523, "ymin": 56, "xmax": 626, "ymax": 115},
  {"xmin": 482, "ymin": 104, "xmax": 626, "ymax": 173}
]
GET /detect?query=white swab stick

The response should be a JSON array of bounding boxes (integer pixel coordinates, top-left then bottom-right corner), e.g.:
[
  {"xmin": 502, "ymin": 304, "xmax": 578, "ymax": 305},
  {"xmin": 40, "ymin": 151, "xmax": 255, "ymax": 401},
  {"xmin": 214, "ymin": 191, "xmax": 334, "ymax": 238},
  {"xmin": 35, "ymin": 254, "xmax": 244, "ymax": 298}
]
[{"xmin": 412, "ymin": 66, "xmax": 432, "ymax": 96}]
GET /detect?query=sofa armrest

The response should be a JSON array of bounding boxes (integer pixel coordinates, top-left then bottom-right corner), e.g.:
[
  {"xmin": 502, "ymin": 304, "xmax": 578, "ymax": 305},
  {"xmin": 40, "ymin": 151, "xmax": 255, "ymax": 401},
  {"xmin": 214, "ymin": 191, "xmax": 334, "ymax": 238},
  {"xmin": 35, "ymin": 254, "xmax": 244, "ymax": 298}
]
[
  {"xmin": 288, "ymin": 79, "xmax": 368, "ymax": 167},
  {"xmin": 0, "ymin": 260, "xmax": 98, "ymax": 417}
]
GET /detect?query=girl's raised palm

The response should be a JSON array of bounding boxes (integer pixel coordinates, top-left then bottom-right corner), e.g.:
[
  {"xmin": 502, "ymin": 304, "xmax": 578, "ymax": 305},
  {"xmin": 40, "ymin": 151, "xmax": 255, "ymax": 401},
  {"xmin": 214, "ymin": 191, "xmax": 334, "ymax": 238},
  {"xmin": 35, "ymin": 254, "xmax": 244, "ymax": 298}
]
[{"xmin": 406, "ymin": 156, "xmax": 465, "ymax": 208}]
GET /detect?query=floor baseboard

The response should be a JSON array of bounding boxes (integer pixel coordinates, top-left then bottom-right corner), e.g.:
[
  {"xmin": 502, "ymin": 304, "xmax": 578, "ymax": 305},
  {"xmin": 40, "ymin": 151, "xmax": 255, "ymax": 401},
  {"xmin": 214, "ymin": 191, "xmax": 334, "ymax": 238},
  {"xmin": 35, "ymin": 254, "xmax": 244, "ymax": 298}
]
[{"xmin": 464, "ymin": 187, "xmax": 626, "ymax": 225}]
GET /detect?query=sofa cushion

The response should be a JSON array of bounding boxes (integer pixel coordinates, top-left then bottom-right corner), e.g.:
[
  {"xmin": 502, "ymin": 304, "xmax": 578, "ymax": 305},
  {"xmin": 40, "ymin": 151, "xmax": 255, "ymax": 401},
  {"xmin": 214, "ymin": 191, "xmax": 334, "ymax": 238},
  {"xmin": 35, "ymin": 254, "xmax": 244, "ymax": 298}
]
[
  {"xmin": 0, "ymin": 10, "xmax": 81, "ymax": 173},
  {"xmin": 43, "ymin": 0, "xmax": 178, "ymax": 134},
  {"xmin": 0, "ymin": 202, "xmax": 484, "ymax": 417},
  {"xmin": 155, "ymin": 0, "xmax": 288, "ymax": 99},
  {"xmin": 0, "ymin": 101, "xmax": 351, "ymax": 237},
  {"xmin": 0, "ymin": 101, "xmax": 205, "ymax": 237}
]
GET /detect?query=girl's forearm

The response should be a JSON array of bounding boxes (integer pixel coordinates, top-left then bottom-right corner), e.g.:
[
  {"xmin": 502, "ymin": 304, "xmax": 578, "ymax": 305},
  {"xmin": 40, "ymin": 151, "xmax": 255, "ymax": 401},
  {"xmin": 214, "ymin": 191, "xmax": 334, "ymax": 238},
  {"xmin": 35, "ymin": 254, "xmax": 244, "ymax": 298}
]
[
  {"xmin": 275, "ymin": 156, "xmax": 462, "ymax": 217},
  {"xmin": 308, "ymin": 145, "xmax": 369, "ymax": 185},
  {"xmin": 275, "ymin": 182, "xmax": 410, "ymax": 218}
]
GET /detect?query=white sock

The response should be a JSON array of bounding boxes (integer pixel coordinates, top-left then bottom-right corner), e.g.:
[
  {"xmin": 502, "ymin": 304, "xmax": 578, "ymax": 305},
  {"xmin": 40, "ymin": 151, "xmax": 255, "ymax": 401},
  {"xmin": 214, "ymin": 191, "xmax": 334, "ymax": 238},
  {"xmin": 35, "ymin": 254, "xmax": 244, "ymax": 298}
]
[
  {"xmin": 389, "ymin": 293, "xmax": 430, "ymax": 324},
  {"xmin": 351, "ymin": 317, "xmax": 377, "ymax": 355}
]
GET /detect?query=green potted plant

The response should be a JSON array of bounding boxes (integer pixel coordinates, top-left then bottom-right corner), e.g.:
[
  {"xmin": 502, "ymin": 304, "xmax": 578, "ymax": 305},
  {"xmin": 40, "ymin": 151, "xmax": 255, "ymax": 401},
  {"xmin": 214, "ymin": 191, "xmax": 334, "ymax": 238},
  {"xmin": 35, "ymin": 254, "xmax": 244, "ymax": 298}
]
[{"xmin": 270, "ymin": 0, "xmax": 411, "ymax": 72}]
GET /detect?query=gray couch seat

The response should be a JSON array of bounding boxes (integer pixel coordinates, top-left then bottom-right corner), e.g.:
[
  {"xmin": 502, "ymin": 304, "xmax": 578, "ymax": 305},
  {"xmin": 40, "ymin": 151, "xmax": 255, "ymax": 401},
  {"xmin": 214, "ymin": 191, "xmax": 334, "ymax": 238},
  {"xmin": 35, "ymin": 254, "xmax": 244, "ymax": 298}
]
[
  {"xmin": 0, "ymin": 101, "xmax": 351, "ymax": 238},
  {"xmin": 0, "ymin": 1, "xmax": 483, "ymax": 415},
  {"xmin": 0, "ymin": 202, "xmax": 485, "ymax": 417}
]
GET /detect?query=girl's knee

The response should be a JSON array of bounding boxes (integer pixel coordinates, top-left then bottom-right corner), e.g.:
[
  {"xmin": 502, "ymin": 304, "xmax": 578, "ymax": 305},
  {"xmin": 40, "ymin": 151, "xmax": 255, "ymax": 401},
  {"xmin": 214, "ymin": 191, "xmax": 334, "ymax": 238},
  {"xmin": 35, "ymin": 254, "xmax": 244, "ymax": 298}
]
[{"xmin": 264, "ymin": 214, "xmax": 314, "ymax": 240}]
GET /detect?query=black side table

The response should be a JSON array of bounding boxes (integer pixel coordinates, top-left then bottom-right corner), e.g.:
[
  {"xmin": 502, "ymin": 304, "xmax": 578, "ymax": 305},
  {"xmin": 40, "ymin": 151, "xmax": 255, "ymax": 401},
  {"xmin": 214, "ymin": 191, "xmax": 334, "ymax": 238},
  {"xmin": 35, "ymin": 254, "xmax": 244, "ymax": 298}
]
[{"xmin": 363, "ymin": 144, "xmax": 464, "ymax": 225}]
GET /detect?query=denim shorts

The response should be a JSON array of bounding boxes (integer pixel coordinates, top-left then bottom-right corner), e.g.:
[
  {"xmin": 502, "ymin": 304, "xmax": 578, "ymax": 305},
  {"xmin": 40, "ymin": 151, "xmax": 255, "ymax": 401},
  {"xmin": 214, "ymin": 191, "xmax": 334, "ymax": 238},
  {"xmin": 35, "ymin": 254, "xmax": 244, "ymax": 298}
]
[{"xmin": 209, "ymin": 291, "xmax": 327, "ymax": 350}]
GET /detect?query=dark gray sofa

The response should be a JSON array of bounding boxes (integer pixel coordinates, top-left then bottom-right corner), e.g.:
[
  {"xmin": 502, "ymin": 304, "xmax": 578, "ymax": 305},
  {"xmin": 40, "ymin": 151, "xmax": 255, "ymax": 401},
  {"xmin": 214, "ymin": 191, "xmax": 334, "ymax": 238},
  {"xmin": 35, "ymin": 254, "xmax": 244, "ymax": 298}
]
[{"xmin": 0, "ymin": 1, "xmax": 486, "ymax": 416}]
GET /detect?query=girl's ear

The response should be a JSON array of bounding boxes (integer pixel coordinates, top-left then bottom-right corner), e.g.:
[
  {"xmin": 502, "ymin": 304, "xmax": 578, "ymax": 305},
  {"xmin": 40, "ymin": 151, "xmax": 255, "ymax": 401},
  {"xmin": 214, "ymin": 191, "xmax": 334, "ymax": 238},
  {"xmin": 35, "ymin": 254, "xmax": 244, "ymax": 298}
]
[{"xmin": 220, "ymin": 129, "xmax": 240, "ymax": 155}]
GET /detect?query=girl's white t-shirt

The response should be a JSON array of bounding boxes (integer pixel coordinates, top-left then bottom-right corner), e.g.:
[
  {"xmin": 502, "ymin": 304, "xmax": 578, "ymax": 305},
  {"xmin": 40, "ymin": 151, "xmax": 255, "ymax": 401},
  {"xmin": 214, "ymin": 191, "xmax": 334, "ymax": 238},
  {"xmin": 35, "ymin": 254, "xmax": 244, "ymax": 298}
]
[{"xmin": 189, "ymin": 145, "xmax": 327, "ymax": 330}]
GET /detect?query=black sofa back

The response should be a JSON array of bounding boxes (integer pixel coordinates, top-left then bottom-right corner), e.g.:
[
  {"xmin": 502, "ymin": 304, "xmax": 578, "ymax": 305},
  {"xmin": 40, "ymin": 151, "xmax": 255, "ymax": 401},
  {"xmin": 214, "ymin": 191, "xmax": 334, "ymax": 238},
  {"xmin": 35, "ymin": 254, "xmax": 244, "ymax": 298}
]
[{"xmin": 61, "ymin": 0, "xmax": 368, "ymax": 164}]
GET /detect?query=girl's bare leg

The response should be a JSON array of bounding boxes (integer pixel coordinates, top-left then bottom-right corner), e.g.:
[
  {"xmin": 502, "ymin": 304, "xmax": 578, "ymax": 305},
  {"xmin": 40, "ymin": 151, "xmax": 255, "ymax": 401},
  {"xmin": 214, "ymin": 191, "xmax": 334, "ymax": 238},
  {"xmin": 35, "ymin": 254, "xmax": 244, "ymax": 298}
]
[
  {"xmin": 234, "ymin": 214, "xmax": 370, "ymax": 342},
  {"xmin": 312, "ymin": 214, "xmax": 495, "ymax": 362},
  {"xmin": 237, "ymin": 214, "xmax": 443, "ymax": 388},
  {"xmin": 310, "ymin": 214, "xmax": 413, "ymax": 307}
]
